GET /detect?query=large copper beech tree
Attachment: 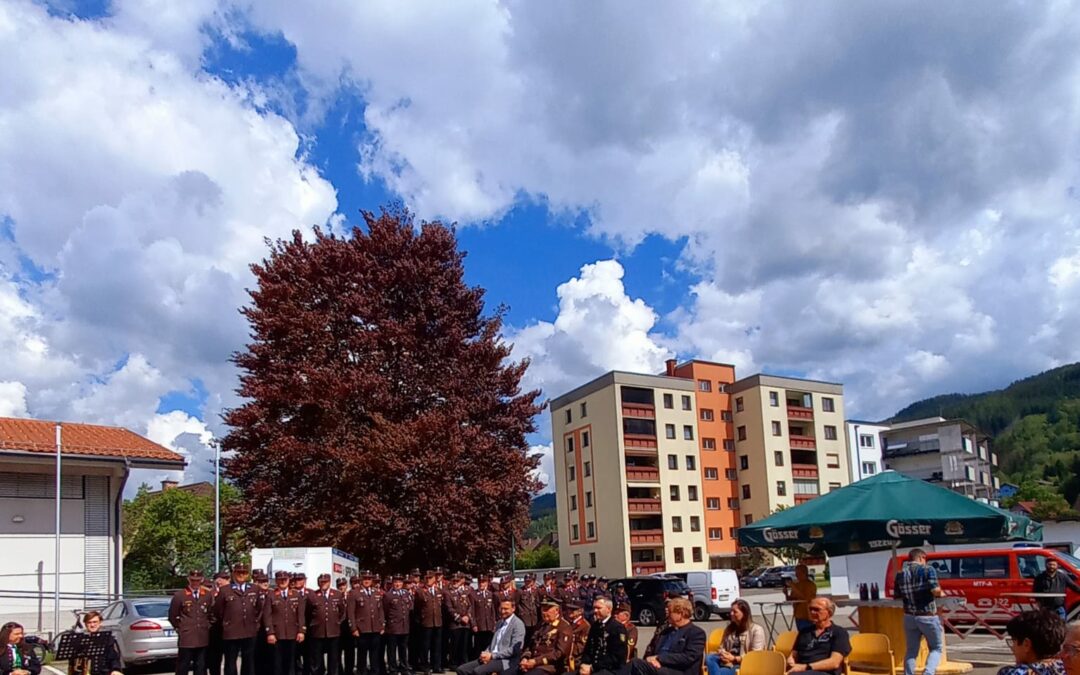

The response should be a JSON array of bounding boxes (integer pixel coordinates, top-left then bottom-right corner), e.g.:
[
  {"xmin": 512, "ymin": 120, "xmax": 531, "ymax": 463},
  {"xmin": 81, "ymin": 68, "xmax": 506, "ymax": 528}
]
[{"xmin": 223, "ymin": 207, "xmax": 543, "ymax": 572}]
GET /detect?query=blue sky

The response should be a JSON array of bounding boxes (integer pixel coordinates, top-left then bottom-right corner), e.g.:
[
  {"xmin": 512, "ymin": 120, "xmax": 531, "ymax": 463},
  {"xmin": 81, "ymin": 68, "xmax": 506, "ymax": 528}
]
[{"xmin": 4, "ymin": 0, "xmax": 1080, "ymax": 491}]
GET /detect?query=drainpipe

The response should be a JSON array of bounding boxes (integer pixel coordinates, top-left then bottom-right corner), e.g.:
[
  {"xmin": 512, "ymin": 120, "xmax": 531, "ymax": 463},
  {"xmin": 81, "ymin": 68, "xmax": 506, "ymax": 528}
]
[{"xmin": 115, "ymin": 459, "xmax": 130, "ymax": 599}]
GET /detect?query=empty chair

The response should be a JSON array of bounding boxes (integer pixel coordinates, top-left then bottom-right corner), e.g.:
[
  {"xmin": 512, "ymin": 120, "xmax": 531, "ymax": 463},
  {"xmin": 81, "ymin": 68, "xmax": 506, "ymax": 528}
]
[
  {"xmin": 847, "ymin": 632, "xmax": 896, "ymax": 675},
  {"xmin": 772, "ymin": 630, "xmax": 797, "ymax": 657},
  {"xmin": 739, "ymin": 650, "xmax": 786, "ymax": 675}
]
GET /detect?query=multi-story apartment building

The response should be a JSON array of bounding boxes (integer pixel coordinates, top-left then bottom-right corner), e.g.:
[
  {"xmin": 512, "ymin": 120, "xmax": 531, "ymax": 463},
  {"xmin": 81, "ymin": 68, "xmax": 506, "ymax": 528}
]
[
  {"xmin": 878, "ymin": 417, "xmax": 998, "ymax": 499},
  {"xmin": 729, "ymin": 375, "xmax": 849, "ymax": 527},
  {"xmin": 550, "ymin": 371, "xmax": 706, "ymax": 577},
  {"xmin": 844, "ymin": 420, "xmax": 889, "ymax": 482}
]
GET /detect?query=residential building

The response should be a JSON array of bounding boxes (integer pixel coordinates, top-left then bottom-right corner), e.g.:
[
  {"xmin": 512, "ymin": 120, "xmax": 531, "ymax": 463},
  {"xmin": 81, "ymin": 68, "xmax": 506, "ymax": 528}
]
[
  {"xmin": 879, "ymin": 417, "xmax": 998, "ymax": 499},
  {"xmin": 0, "ymin": 416, "xmax": 186, "ymax": 630},
  {"xmin": 730, "ymin": 375, "xmax": 849, "ymax": 528},
  {"xmin": 550, "ymin": 371, "xmax": 705, "ymax": 577},
  {"xmin": 844, "ymin": 420, "xmax": 888, "ymax": 482}
]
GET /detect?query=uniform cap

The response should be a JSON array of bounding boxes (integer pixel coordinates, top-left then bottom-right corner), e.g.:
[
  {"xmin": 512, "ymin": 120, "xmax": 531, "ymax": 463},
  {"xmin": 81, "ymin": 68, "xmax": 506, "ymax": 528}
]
[
  {"xmin": 214, "ymin": 571, "xmax": 230, "ymax": 580},
  {"xmin": 187, "ymin": 569, "xmax": 204, "ymax": 579},
  {"xmin": 362, "ymin": 570, "xmax": 375, "ymax": 578},
  {"xmin": 478, "ymin": 574, "xmax": 489, "ymax": 582},
  {"xmin": 598, "ymin": 577, "xmax": 609, "ymax": 583},
  {"xmin": 541, "ymin": 599, "xmax": 561, "ymax": 609},
  {"xmin": 275, "ymin": 570, "xmax": 291, "ymax": 580},
  {"xmin": 318, "ymin": 573, "xmax": 331, "ymax": 582},
  {"xmin": 524, "ymin": 573, "xmax": 536, "ymax": 581},
  {"xmin": 425, "ymin": 570, "xmax": 438, "ymax": 578},
  {"xmin": 409, "ymin": 568, "xmax": 422, "ymax": 577},
  {"xmin": 434, "ymin": 567, "xmax": 445, "ymax": 575},
  {"xmin": 564, "ymin": 601, "xmax": 582, "ymax": 611},
  {"xmin": 336, "ymin": 578, "xmax": 349, "ymax": 587},
  {"xmin": 255, "ymin": 572, "xmax": 269, "ymax": 582},
  {"xmin": 294, "ymin": 572, "xmax": 307, "ymax": 580},
  {"xmin": 350, "ymin": 575, "xmax": 362, "ymax": 584},
  {"xmin": 232, "ymin": 563, "xmax": 250, "ymax": 573},
  {"xmin": 393, "ymin": 574, "xmax": 405, "ymax": 581}
]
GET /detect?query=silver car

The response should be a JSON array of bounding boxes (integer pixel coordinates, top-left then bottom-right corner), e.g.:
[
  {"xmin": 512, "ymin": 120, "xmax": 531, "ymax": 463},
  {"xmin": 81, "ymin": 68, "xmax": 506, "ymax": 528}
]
[{"xmin": 97, "ymin": 597, "xmax": 178, "ymax": 665}]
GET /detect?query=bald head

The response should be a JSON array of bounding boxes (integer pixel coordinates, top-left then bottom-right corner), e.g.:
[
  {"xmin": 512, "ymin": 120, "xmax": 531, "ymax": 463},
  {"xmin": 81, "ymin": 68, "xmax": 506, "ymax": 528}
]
[{"xmin": 1063, "ymin": 623, "xmax": 1080, "ymax": 675}]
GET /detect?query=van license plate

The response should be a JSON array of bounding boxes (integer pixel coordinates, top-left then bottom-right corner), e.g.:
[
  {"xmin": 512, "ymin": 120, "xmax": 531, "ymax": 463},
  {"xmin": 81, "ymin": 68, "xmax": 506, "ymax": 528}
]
[{"xmin": 163, "ymin": 629, "xmax": 175, "ymax": 637}]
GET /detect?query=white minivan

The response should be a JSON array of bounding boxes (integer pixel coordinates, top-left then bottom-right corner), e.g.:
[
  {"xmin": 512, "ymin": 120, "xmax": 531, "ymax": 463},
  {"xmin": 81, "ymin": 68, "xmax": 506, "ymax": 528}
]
[{"xmin": 654, "ymin": 569, "xmax": 741, "ymax": 620}]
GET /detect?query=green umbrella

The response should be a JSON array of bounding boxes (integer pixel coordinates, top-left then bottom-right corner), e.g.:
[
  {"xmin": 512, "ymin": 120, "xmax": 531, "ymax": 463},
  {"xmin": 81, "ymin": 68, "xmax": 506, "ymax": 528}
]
[{"xmin": 738, "ymin": 471, "xmax": 1041, "ymax": 556}]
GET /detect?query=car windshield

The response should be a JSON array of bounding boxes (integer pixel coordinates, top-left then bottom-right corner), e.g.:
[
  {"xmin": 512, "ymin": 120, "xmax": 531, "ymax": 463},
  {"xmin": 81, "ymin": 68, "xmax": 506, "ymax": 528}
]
[
  {"xmin": 1056, "ymin": 551, "xmax": 1080, "ymax": 570},
  {"xmin": 748, "ymin": 568, "xmax": 765, "ymax": 576},
  {"xmin": 134, "ymin": 601, "xmax": 171, "ymax": 618}
]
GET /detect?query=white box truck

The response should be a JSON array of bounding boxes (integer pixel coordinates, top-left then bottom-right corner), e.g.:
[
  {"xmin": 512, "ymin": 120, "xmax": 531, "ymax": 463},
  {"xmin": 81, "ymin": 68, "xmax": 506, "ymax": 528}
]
[{"xmin": 251, "ymin": 547, "xmax": 360, "ymax": 584}]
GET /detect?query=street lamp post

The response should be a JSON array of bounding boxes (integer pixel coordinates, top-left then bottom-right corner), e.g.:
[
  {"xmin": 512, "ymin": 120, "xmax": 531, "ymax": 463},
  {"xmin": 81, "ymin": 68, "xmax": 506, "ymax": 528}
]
[
  {"xmin": 54, "ymin": 423, "xmax": 62, "ymax": 639},
  {"xmin": 214, "ymin": 440, "xmax": 221, "ymax": 572}
]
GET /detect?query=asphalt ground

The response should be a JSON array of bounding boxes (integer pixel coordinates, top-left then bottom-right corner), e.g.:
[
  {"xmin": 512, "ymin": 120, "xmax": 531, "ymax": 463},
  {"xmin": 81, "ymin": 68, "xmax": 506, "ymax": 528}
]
[{"xmin": 44, "ymin": 588, "xmax": 1014, "ymax": 675}]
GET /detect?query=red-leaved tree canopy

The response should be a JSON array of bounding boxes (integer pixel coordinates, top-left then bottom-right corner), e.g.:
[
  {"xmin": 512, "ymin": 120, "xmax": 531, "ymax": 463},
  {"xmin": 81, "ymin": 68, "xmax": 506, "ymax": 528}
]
[{"xmin": 223, "ymin": 207, "xmax": 542, "ymax": 572}]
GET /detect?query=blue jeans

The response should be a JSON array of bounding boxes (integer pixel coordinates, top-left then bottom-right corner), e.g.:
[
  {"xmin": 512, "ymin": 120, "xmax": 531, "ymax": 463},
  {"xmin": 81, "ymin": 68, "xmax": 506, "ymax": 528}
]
[
  {"xmin": 903, "ymin": 615, "xmax": 943, "ymax": 675},
  {"xmin": 705, "ymin": 654, "xmax": 738, "ymax": 675}
]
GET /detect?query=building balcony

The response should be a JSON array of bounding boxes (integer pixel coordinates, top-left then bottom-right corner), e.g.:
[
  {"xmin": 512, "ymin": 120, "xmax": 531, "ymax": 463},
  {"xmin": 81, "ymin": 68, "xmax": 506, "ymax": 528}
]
[
  {"xmin": 631, "ymin": 561, "xmax": 666, "ymax": 575},
  {"xmin": 622, "ymin": 403, "xmax": 656, "ymax": 420},
  {"xmin": 787, "ymin": 405, "xmax": 814, "ymax": 421},
  {"xmin": 791, "ymin": 463, "xmax": 818, "ymax": 479},
  {"xmin": 790, "ymin": 435, "xmax": 816, "ymax": 449},
  {"xmin": 627, "ymin": 498, "xmax": 662, "ymax": 514},
  {"xmin": 629, "ymin": 529, "xmax": 664, "ymax": 546},
  {"xmin": 794, "ymin": 494, "xmax": 816, "ymax": 505},
  {"xmin": 625, "ymin": 466, "xmax": 660, "ymax": 483},
  {"xmin": 624, "ymin": 433, "xmax": 658, "ymax": 449}
]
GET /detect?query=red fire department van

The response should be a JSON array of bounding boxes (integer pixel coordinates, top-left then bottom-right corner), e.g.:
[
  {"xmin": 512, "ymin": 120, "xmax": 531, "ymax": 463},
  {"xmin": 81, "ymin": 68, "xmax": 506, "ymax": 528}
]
[{"xmin": 884, "ymin": 546, "xmax": 1080, "ymax": 622}]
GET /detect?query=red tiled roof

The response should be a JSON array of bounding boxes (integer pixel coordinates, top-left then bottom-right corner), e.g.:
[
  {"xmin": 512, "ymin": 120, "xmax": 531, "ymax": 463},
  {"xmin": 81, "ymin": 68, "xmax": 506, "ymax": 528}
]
[
  {"xmin": 0, "ymin": 417, "xmax": 185, "ymax": 465},
  {"xmin": 1015, "ymin": 501, "xmax": 1037, "ymax": 514}
]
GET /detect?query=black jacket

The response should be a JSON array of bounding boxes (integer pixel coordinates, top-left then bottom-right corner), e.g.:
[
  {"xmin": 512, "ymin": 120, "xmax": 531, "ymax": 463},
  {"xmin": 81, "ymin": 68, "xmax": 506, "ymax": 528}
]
[
  {"xmin": 1, "ymin": 642, "xmax": 42, "ymax": 675},
  {"xmin": 643, "ymin": 623, "xmax": 706, "ymax": 675},
  {"xmin": 72, "ymin": 632, "xmax": 124, "ymax": 675},
  {"xmin": 580, "ymin": 617, "xmax": 628, "ymax": 673},
  {"xmin": 1033, "ymin": 570, "xmax": 1080, "ymax": 609}
]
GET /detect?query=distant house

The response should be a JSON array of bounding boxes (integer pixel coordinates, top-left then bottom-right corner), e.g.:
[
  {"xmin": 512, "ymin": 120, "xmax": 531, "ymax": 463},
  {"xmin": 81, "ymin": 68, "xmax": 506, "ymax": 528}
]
[
  {"xmin": 144, "ymin": 479, "xmax": 214, "ymax": 499},
  {"xmin": 998, "ymin": 482, "xmax": 1021, "ymax": 499},
  {"xmin": 1010, "ymin": 501, "xmax": 1037, "ymax": 516},
  {"xmin": 0, "ymin": 416, "xmax": 185, "ymax": 631}
]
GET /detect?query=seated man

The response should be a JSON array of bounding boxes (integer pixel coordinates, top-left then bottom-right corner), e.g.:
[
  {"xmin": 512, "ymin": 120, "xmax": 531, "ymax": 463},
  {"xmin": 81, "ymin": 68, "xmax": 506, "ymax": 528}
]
[
  {"xmin": 518, "ymin": 600, "xmax": 572, "ymax": 675},
  {"xmin": 785, "ymin": 598, "xmax": 851, "ymax": 675},
  {"xmin": 457, "ymin": 600, "xmax": 525, "ymax": 675},
  {"xmin": 629, "ymin": 598, "xmax": 706, "ymax": 675}
]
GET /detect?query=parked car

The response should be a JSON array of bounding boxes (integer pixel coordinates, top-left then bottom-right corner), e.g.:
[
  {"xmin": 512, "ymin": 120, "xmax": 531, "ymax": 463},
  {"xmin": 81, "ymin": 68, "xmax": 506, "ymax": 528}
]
[
  {"xmin": 610, "ymin": 576, "xmax": 694, "ymax": 626},
  {"xmin": 97, "ymin": 596, "xmax": 177, "ymax": 666},
  {"xmin": 653, "ymin": 570, "xmax": 740, "ymax": 620},
  {"xmin": 745, "ymin": 565, "xmax": 814, "ymax": 588},
  {"xmin": 740, "ymin": 566, "xmax": 772, "ymax": 588}
]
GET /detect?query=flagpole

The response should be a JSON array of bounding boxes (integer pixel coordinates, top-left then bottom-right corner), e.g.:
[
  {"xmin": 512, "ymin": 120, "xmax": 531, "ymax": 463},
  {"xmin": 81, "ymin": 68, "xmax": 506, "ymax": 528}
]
[
  {"xmin": 214, "ymin": 440, "xmax": 221, "ymax": 573},
  {"xmin": 54, "ymin": 423, "xmax": 62, "ymax": 639}
]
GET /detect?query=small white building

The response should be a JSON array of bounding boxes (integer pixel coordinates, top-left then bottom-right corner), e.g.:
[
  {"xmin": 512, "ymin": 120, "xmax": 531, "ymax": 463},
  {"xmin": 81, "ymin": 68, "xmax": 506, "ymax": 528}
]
[
  {"xmin": 844, "ymin": 420, "xmax": 888, "ymax": 482},
  {"xmin": 0, "ymin": 416, "xmax": 185, "ymax": 633}
]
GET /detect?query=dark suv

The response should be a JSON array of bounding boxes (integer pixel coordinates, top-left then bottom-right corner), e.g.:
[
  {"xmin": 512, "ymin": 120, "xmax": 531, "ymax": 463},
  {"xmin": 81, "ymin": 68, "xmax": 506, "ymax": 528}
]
[
  {"xmin": 610, "ymin": 576, "xmax": 694, "ymax": 626},
  {"xmin": 757, "ymin": 565, "xmax": 815, "ymax": 588}
]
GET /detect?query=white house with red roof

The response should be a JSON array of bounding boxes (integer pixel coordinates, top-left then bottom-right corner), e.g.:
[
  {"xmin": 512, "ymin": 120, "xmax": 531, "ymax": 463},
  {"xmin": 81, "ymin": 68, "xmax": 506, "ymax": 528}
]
[{"xmin": 0, "ymin": 416, "xmax": 185, "ymax": 631}]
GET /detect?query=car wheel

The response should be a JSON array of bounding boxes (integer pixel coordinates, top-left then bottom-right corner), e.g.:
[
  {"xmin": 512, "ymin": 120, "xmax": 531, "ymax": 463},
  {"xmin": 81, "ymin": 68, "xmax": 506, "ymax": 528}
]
[
  {"xmin": 637, "ymin": 607, "xmax": 657, "ymax": 626},
  {"xmin": 693, "ymin": 603, "xmax": 710, "ymax": 622}
]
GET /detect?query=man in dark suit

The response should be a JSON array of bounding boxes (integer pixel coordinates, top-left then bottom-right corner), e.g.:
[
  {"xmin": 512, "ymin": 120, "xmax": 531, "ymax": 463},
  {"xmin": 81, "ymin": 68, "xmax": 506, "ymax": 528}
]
[
  {"xmin": 628, "ymin": 598, "xmax": 704, "ymax": 675},
  {"xmin": 578, "ymin": 597, "xmax": 626, "ymax": 675}
]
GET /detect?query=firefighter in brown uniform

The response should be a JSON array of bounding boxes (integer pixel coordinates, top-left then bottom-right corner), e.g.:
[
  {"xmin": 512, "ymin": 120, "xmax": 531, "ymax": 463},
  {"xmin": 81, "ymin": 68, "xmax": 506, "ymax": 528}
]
[
  {"xmin": 517, "ymin": 574, "xmax": 541, "ymax": 649},
  {"xmin": 206, "ymin": 571, "xmax": 231, "ymax": 675},
  {"xmin": 170, "ymin": 570, "xmax": 216, "ymax": 675},
  {"xmin": 540, "ymin": 574, "xmax": 559, "ymax": 605},
  {"xmin": 384, "ymin": 574, "xmax": 414, "ymax": 675},
  {"xmin": 497, "ymin": 576, "xmax": 519, "ymax": 607},
  {"xmin": 215, "ymin": 563, "xmax": 263, "ymax": 675},
  {"xmin": 264, "ymin": 570, "xmax": 307, "ymax": 675},
  {"xmin": 444, "ymin": 573, "xmax": 474, "ymax": 669},
  {"xmin": 336, "ymin": 577, "xmax": 354, "ymax": 675},
  {"xmin": 407, "ymin": 570, "xmax": 423, "ymax": 672},
  {"xmin": 470, "ymin": 575, "xmax": 496, "ymax": 661},
  {"xmin": 292, "ymin": 573, "xmax": 316, "ymax": 675},
  {"xmin": 518, "ymin": 600, "xmax": 573, "ymax": 675},
  {"xmin": 614, "ymin": 604, "xmax": 636, "ymax": 662},
  {"xmin": 306, "ymin": 573, "xmax": 346, "ymax": 675},
  {"xmin": 254, "ymin": 570, "xmax": 274, "ymax": 675},
  {"xmin": 349, "ymin": 570, "xmax": 386, "ymax": 675},
  {"xmin": 414, "ymin": 570, "xmax": 445, "ymax": 675},
  {"xmin": 564, "ymin": 602, "xmax": 590, "ymax": 674}
]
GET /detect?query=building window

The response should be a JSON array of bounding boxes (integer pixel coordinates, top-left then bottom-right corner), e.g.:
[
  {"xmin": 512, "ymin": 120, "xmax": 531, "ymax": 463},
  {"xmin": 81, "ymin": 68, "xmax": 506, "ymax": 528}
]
[
  {"xmin": 674, "ymin": 547, "xmax": 685, "ymax": 563},
  {"xmin": 565, "ymin": 409, "xmax": 572, "ymax": 424},
  {"xmin": 692, "ymin": 547, "xmax": 703, "ymax": 563},
  {"xmin": 668, "ymin": 454, "xmax": 678, "ymax": 470},
  {"xmin": 573, "ymin": 553, "xmax": 580, "ymax": 568},
  {"xmin": 721, "ymin": 410, "xmax": 733, "ymax": 421},
  {"xmin": 771, "ymin": 421, "xmax": 782, "ymax": 436},
  {"xmin": 670, "ymin": 485, "xmax": 680, "ymax": 501},
  {"xmin": 698, "ymin": 380, "xmax": 711, "ymax": 392},
  {"xmin": 705, "ymin": 468, "xmax": 719, "ymax": 480},
  {"xmin": 824, "ymin": 425, "xmax": 838, "ymax": 440},
  {"xmin": 777, "ymin": 480, "xmax": 787, "ymax": 496},
  {"xmin": 793, "ymin": 480, "xmax": 819, "ymax": 495},
  {"xmin": 742, "ymin": 485, "xmax": 751, "ymax": 499},
  {"xmin": 672, "ymin": 516, "xmax": 683, "ymax": 532},
  {"xmin": 735, "ymin": 397, "xmax": 744, "ymax": 412},
  {"xmin": 769, "ymin": 391, "xmax": 779, "ymax": 407},
  {"xmin": 708, "ymin": 527, "xmax": 722, "ymax": 540},
  {"xmin": 739, "ymin": 455, "xmax": 749, "ymax": 471},
  {"xmin": 570, "ymin": 495, "xmax": 577, "ymax": 510},
  {"xmin": 583, "ymin": 461, "xmax": 591, "ymax": 477},
  {"xmin": 862, "ymin": 461, "xmax": 877, "ymax": 475},
  {"xmin": 822, "ymin": 397, "xmax": 835, "ymax": 412},
  {"xmin": 706, "ymin": 497, "xmax": 720, "ymax": 510},
  {"xmin": 587, "ymin": 521, "xmax": 595, "ymax": 538},
  {"xmin": 589, "ymin": 552, "xmax": 596, "ymax": 568},
  {"xmin": 737, "ymin": 426, "xmax": 747, "ymax": 441},
  {"xmin": 701, "ymin": 408, "xmax": 714, "ymax": 421},
  {"xmin": 585, "ymin": 491, "xmax": 593, "ymax": 507},
  {"xmin": 686, "ymin": 455, "xmax": 696, "ymax": 470},
  {"xmin": 683, "ymin": 425, "xmax": 694, "ymax": 440},
  {"xmin": 744, "ymin": 514, "xmax": 754, "ymax": 526},
  {"xmin": 665, "ymin": 424, "xmax": 676, "ymax": 439},
  {"xmin": 826, "ymin": 453, "xmax": 840, "ymax": 468},
  {"xmin": 725, "ymin": 468, "xmax": 738, "ymax": 480},
  {"xmin": 859, "ymin": 434, "xmax": 875, "ymax": 448},
  {"xmin": 774, "ymin": 451, "xmax": 784, "ymax": 466},
  {"xmin": 581, "ymin": 402, "xmax": 588, "ymax": 417},
  {"xmin": 702, "ymin": 438, "xmax": 716, "ymax": 450},
  {"xmin": 728, "ymin": 498, "xmax": 739, "ymax": 509},
  {"xmin": 569, "ymin": 466, "xmax": 576, "ymax": 482},
  {"xmin": 681, "ymin": 395, "xmax": 692, "ymax": 410},
  {"xmin": 582, "ymin": 431, "xmax": 590, "ymax": 447},
  {"xmin": 717, "ymin": 383, "xmax": 727, "ymax": 392},
  {"xmin": 663, "ymin": 393, "xmax": 674, "ymax": 409},
  {"xmin": 688, "ymin": 485, "xmax": 698, "ymax": 501},
  {"xmin": 566, "ymin": 437, "xmax": 575, "ymax": 453},
  {"xmin": 572, "ymin": 524, "xmax": 579, "ymax": 539},
  {"xmin": 690, "ymin": 516, "xmax": 701, "ymax": 532},
  {"xmin": 724, "ymin": 439, "xmax": 736, "ymax": 451}
]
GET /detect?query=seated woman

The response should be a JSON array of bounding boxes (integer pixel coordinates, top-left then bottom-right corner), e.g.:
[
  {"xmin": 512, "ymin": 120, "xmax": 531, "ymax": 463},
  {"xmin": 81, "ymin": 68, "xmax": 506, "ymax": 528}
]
[
  {"xmin": 997, "ymin": 609, "xmax": 1066, "ymax": 675},
  {"xmin": 69, "ymin": 611, "xmax": 123, "ymax": 675},
  {"xmin": 705, "ymin": 599, "xmax": 766, "ymax": 675},
  {"xmin": 0, "ymin": 622, "xmax": 41, "ymax": 675}
]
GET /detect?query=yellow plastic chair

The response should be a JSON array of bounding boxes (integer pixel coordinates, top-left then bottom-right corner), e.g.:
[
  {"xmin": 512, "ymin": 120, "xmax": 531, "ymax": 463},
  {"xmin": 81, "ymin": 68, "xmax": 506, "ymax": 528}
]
[
  {"xmin": 707, "ymin": 628, "xmax": 725, "ymax": 654},
  {"xmin": 773, "ymin": 630, "xmax": 797, "ymax": 657},
  {"xmin": 847, "ymin": 632, "xmax": 896, "ymax": 675},
  {"xmin": 740, "ymin": 650, "xmax": 787, "ymax": 675}
]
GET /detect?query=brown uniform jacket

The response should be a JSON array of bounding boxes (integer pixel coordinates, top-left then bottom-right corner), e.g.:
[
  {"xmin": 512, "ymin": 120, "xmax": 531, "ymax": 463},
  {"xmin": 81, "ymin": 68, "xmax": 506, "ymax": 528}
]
[
  {"xmin": 523, "ymin": 618, "xmax": 574, "ymax": 674},
  {"xmin": 307, "ymin": 588, "xmax": 347, "ymax": 638},
  {"xmin": 215, "ymin": 583, "xmax": 264, "ymax": 640},
  {"xmin": 384, "ymin": 588, "xmax": 414, "ymax": 635},
  {"xmin": 414, "ymin": 585, "xmax": 445, "ymax": 628},
  {"xmin": 471, "ymin": 589, "xmax": 496, "ymax": 632},
  {"xmin": 517, "ymin": 585, "xmax": 540, "ymax": 628},
  {"xmin": 263, "ymin": 588, "xmax": 306, "ymax": 639},
  {"xmin": 621, "ymin": 621, "xmax": 638, "ymax": 661},
  {"xmin": 568, "ymin": 616, "xmax": 590, "ymax": 671},
  {"xmin": 169, "ymin": 587, "xmax": 215, "ymax": 649},
  {"xmin": 444, "ymin": 586, "xmax": 473, "ymax": 629},
  {"xmin": 349, "ymin": 587, "xmax": 386, "ymax": 634}
]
